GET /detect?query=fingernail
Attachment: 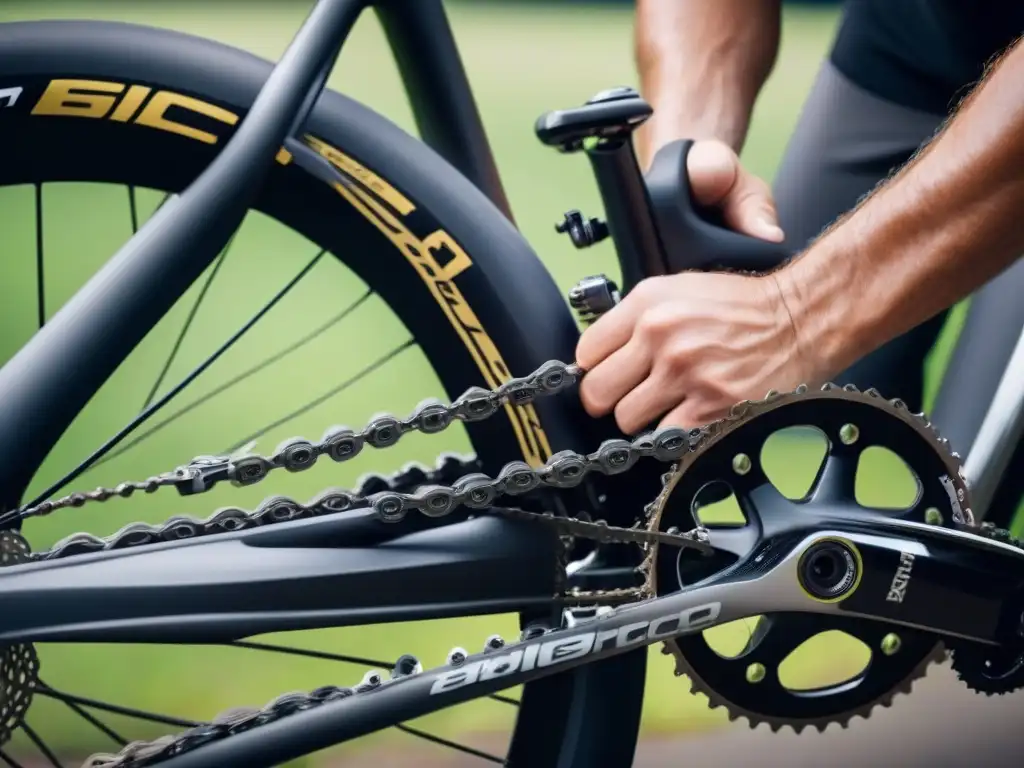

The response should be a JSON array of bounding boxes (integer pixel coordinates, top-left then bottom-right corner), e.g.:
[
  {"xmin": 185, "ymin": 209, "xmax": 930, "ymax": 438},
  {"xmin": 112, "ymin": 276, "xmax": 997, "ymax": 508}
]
[{"xmin": 758, "ymin": 218, "xmax": 784, "ymax": 242}]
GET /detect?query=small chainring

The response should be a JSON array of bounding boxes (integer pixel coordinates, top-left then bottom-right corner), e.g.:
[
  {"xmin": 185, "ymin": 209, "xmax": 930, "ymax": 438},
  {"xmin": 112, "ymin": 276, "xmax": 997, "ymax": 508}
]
[
  {"xmin": 0, "ymin": 531, "xmax": 39, "ymax": 746},
  {"xmin": 646, "ymin": 385, "xmax": 968, "ymax": 732},
  {"xmin": 950, "ymin": 638, "xmax": 1024, "ymax": 696}
]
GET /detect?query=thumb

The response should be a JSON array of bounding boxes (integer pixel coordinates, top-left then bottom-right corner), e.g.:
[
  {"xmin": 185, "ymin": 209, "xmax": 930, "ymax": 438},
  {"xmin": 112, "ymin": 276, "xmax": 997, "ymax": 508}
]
[{"xmin": 686, "ymin": 140, "xmax": 784, "ymax": 243}]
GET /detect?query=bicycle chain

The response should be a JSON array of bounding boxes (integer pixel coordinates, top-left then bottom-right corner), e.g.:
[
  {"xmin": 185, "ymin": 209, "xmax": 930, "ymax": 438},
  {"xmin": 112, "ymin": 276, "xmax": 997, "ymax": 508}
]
[
  {"xmin": 8, "ymin": 361, "xmax": 1023, "ymax": 766},
  {"xmin": 29, "ymin": 360, "xmax": 713, "ymax": 590}
]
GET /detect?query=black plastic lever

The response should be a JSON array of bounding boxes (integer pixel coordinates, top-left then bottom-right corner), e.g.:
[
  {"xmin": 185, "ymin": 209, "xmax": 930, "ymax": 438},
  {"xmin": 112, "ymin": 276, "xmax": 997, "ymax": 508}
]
[{"xmin": 645, "ymin": 139, "xmax": 794, "ymax": 273}]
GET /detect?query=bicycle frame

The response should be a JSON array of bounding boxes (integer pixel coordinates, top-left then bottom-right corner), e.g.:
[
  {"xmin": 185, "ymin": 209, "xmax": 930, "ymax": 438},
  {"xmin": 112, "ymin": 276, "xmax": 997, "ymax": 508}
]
[{"xmin": 0, "ymin": 0, "xmax": 1023, "ymax": 762}]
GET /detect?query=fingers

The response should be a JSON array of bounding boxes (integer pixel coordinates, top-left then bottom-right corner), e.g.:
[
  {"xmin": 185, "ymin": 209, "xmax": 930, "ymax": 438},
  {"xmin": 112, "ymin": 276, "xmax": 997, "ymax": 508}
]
[
  {"xmin": 575, "ymin": 281, "xmax": 655, "ymax": 370},
  {"xmin": 613, "ymin": 375, "xmax": 684, "ymax": 435},
  {"xmin": 687, "ymin": 139, "xmax": 739, "ymax": 207},
  {"xmin": 578, "ymin": 338, "xmax": 651, "ymax": 418},
  {"xmin": 687, "ymin": 140, "xmax": 784, "ymax": 243},
  {"xmin": 658, "ymin": 400, "xmax": 704, "ymax": 431}
]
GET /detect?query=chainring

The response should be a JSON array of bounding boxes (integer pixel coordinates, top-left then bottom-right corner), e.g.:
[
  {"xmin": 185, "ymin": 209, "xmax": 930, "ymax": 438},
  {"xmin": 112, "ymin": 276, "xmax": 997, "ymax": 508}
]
[
  {"xmin": 949, "ymin": 636, "xmax": 1024, "ymax": 696},
  {"xmin": 646, "ymin": 384, "xmax": 970, "ymax": 732},
  {"xmin": 0, "ymin": 531, "xmax": 39, "ymax": 747}
]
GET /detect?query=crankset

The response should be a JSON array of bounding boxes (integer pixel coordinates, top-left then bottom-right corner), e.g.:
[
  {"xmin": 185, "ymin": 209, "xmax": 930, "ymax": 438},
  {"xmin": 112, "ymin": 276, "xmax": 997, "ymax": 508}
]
[{"xmin": 644, "ymin": 384, "xmax": 1024, "ymax": 731}]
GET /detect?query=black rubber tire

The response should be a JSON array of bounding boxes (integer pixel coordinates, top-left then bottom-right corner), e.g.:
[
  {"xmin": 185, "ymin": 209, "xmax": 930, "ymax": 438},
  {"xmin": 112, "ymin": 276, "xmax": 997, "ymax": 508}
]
[{"xmin": 0, "ymin": 19, "xmax": 644, "ymax": 768}]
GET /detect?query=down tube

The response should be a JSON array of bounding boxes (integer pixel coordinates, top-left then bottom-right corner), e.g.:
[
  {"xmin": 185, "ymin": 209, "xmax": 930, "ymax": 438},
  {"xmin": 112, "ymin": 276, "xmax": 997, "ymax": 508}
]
[{"xmin": 0, "ymin": 0, "xmax": 363, "ymax": 511}]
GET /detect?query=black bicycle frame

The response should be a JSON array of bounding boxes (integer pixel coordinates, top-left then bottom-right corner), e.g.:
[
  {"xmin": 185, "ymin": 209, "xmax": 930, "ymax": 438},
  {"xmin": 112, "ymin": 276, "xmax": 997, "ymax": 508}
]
[{"xmin": 1, "ymin": 0, "xmax": 1023, "ymax": 761}]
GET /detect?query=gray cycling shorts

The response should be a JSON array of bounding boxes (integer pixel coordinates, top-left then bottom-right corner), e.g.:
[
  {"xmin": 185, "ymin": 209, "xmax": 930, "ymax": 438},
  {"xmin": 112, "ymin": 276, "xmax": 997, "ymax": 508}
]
[{"xmin": 771, "ymin": 61, "xmax": 1024, "ymax": 475}]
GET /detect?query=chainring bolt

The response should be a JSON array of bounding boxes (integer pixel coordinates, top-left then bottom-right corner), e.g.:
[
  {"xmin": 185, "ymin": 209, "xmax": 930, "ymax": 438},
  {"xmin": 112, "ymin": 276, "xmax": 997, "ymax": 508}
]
[
  {"xmin": 839, "ymin": 423, "xmax": 860, "ymax": 445},
  {"xmin": 924, "ymin": 507, "xmax": 943, "ymax": 526},
  {"xmin": 732, "ymin": 453, "xmax": 752, "ymax": 476},
  {"xmin": 880, "ymin": 633, "xmax": 902, "ymax": 656},
  {"xmin": 745, "ymin": 663, "xmax": 766, "ymax": 684}
]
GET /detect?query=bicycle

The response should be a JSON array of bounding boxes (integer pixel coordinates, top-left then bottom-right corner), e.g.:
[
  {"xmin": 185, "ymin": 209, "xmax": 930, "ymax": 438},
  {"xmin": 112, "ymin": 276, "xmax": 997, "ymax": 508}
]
[{"xmin": 0, "ymin": 0, "xmax": 1022, "ymax": 766}]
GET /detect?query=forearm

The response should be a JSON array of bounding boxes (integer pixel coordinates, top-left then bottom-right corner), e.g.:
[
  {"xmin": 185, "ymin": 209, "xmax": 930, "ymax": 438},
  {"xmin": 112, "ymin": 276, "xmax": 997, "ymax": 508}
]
[
  {"xmin": 779, "ymin": 38, "xmax": 1024, "ymax": 379},
  {"xmin": 634, "ymin": 0, "xmax": 781, "ymax": 166}
]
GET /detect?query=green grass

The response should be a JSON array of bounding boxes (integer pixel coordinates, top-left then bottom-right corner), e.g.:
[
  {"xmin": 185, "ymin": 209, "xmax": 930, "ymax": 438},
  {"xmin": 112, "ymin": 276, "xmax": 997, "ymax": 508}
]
[{"xmin": 0, "ymin": 0, "xmax": 994, "ymax": 760}]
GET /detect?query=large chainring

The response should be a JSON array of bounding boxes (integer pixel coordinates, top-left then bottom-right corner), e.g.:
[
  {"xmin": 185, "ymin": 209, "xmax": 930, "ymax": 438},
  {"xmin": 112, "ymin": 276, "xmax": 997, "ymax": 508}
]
[{"xmin": 646, "ymin": 385, "xmax": 969, "ymax": 732}]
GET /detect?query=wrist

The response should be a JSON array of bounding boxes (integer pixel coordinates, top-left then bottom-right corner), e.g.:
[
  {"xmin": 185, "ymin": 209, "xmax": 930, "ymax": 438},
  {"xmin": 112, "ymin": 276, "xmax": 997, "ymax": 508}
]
[
  {"xmin": 637, "ymin": 68, "xmax": 754, "ymax": 166},
  {"xmin": 771, "ymin": 235, "xmax": 865, "ymax": 383}
]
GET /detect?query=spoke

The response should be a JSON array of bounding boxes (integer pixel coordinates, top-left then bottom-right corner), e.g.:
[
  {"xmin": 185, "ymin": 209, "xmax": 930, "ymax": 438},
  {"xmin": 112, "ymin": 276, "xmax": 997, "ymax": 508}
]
[
  {"xmin": 489, "ymin": 693, "xmax": 519, "ymax": 706},
  {"xmin": 140, "ymin": 233, "xmax": 236, "ymax": 411},
  {"xmin": 395, "ymin": 724, "xmax": 503, "ymax": 764},
  {"xmin": 0, "ymin": 750, "xmax": 26, "ymax": 768},
  {"xmin": 35, "ymin": 182, "xmax": 45, "ymax": 329},
  {"xmin": 33, "ymin": 684, "xmax": 201, "ymax": 729},
  {"xmin": 152, "ymin": 191, "xmax": 174, "ymax": 216},
  {"xmin": 92, "ymin": 288, "xmax": 374, "ymax": 470},
  {"xmin": 227, "ymin": 640, "xmax": 391, "ymax": 669},
  {"xmin": 38, "ymin": 678, "xmax": 127, "ymax": 746},
  {"xmin": 222, "ymin": 339, "xmax": 414, "ymax": 455},
  {"xmin": 21, "ymin": 250, "xmax": 327, "ymax": 511},
  {"xmin": 20, "ymin": 723, "xmax": 63, "ymax": 768},
  {"xmin": 128, "ymin": 185, "xmax": 139, "ymax": 234}
]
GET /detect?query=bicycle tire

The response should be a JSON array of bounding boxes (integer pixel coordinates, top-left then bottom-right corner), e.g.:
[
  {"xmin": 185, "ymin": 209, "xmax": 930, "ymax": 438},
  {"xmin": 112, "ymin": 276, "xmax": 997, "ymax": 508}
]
[{"xmin": 0, "ymin": 19, "xmax": 644, "ymax": 768}]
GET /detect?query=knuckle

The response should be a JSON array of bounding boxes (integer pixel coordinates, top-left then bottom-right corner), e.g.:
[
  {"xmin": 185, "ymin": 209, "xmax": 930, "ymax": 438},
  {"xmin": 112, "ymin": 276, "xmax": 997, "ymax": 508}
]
[
  {"xmin": 578, "ymin": 378, "xmax": 612, "ymax": 416},
  {"xmin": 635, "ymin": 305, "xmax": 676, "ymax": 339},
  {"xmin": 660, "ymin": 341, "xmax": 695, "ymax": 376}
]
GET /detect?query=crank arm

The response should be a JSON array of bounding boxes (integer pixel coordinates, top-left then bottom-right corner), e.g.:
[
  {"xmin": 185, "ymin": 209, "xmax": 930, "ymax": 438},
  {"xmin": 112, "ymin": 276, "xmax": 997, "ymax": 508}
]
[
  {"xmin": 154, "ymin": 527, "xmax": 1015, "ymax": 767},
  {"xmin": 713, "ymin": 525, "xmax": 1024, "ymax": 648}
]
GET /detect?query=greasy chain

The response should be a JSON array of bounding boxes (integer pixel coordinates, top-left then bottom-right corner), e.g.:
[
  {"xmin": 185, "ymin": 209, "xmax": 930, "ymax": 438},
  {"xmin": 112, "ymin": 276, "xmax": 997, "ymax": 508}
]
[{"xmin": 8, "ymin": 358, "xmax": 1020, "ymax": 768}]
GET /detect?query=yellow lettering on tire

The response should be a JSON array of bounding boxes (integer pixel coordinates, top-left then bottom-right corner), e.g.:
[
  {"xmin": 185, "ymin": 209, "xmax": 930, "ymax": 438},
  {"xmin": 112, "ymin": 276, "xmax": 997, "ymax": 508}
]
[
  {"xmin": 31, "ymin": 79, "xmax": 124, "ymax": 119},
  {"xmin": 133, "ymin": 90, "xmax": 238, "ymax": 144},
  {"xmin": 309, "ymin": 136, "xmax": 552, "ymax": 466}
]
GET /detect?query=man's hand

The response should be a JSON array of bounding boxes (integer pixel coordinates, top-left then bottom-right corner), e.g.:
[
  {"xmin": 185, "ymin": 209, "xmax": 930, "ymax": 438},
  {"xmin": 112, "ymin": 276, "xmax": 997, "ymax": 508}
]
[
  {"xmin": 684, "ymin": 139, "xmax": 784, "ymax": 243},
  {"xmin": 575, "ymin": 271, "xmax": 818, "ymax": 433}
]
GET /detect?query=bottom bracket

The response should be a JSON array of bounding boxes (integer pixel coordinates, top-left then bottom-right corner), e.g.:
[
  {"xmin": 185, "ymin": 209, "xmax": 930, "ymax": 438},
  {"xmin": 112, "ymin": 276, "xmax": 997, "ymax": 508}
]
[{"xmin": 798, "ymin": 539, "xmax": 860, "ymax": 602}]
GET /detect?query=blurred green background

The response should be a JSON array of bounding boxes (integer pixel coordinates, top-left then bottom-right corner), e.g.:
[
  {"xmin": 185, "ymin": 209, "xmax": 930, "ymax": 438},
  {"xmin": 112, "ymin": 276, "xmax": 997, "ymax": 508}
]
[{"xmin": 0, "ymin": 0, "xmax": 1000, "ymax": 763}]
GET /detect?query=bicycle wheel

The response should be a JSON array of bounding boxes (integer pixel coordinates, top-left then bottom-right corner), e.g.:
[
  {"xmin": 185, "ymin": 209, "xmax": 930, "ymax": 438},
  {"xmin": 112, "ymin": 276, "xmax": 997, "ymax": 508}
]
[{"xmin": 0, "ymin": 19, "xmax": 644, "ymax": 768}]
